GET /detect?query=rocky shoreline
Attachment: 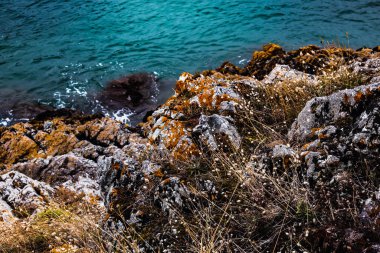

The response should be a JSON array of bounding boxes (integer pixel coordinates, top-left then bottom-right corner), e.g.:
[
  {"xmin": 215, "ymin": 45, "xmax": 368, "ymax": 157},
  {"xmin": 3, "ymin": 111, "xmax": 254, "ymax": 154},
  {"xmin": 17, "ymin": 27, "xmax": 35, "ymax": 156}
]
[{"xmin": 1, "ymin": 44, "xmax": 380, "ymax": 252}]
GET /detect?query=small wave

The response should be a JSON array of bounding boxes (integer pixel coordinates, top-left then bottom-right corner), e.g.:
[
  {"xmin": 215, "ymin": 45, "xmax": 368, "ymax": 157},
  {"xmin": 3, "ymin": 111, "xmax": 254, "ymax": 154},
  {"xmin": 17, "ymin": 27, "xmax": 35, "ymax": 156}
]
[
  {"xmin": 53, "ymin": 91, "xmax": 68, "ymax": 109},
  {"xmin": 0, "ymin": 110, "xmax": 29, "ymax": 126},
  {"xmin": 90, "ymin": 101, "xmax": 133, "ymax": 125}
]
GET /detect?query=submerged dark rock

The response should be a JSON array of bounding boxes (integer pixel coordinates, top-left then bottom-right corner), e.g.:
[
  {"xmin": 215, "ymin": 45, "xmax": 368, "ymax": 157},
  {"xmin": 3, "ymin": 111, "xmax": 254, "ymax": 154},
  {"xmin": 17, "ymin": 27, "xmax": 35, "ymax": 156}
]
[
  {"xmin": 0, "ymin": 99, "xmax": 55, "ymax": 125},
  {"xmin": 97, "ymin": 73, "xmax": 158, "ymax": 112},
  {"xmin": 7, "ymin": 101, "xmax": 54, "ymax": 119}
]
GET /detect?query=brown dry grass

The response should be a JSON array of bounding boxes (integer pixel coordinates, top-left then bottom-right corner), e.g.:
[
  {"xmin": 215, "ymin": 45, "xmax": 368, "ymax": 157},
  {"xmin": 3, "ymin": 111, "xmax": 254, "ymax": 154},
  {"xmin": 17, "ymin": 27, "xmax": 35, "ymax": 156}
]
[
  {"xmin": 236, "ymin": 63, "xmax": 366, "ymax": 149},
  {"xmin": 173, "ymin": 150, "xmax": 312, "ymax": 252},
  {"xmin": 0, "ymin": 190, "xmax": 142, "ymax": 253}
]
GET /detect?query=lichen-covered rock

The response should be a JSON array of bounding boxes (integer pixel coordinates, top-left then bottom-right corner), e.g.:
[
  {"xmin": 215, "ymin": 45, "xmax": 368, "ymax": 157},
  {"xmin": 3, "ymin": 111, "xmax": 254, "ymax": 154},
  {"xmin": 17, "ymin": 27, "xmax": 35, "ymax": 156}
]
[
  {"xmin": 288, "ymin": 83, "xmax": 380, "ymax": 185},
  {"xmin": 243, "ymin": 44, "xmax": 380, "ymax": 80},
  {"xmin": 76, "ymin": 117, "xmax": 131, "ymax": 147},
  {"xmin": 99, "ymin": 154, "xmax": 164, "ymax": 222},
  {"xmin": 0, "ymin": 200, "xmax": 17, "ymax": 224},
  {"xmin": 0, "ymin": 113, "xmax": 131, "ymax": 168},
  {"xmin": 0, "ymin": 171, "xmax": 53, "ymax": 219},
  {"xmin": 0, "ymin": 123, "xmax": 40, "ymax": 167},
  {"xmin": 353, "ymin": 58, "xmax": 380, "ymax": 76},
  {"xmin": 154, "ymin": 177, "xmax": 191, "ymax": 216},
  {"xmin": 142, "ymin": 72, "xmax": 256, "ymax": 159},
  {"xmin": 289, "ymin": 82, "xmax": 380, "ymax": 143},
  {"xmin": 262, "ymin": 64, "xmax": 317, "ymax": 85},
  {"xmin": 12, "ymin": 154, "xmax": 98, "ymax": 186},
  {"xmin": 232, "ymin": 81, "xmax": 380, "ymax": 252},
  {"xmin": 243, "ymin": 43, "xmax": 286, "ymax": 79},
  {"xmin": 282, "ymin": 82, "xmax": 380, "ymax": 251},
  {"xmin": 193, "ymin": 114, "xmax": 241, "ymax": 151},
  {"xmin": 360, "ymin": 190, "xmax": 380, "ymax": 231}
]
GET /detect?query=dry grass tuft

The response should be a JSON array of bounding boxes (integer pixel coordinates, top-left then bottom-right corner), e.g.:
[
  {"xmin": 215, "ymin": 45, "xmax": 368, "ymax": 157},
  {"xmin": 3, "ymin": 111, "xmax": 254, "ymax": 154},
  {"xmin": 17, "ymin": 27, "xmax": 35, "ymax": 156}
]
[
  {"xmin": 172, "ymin": 150, "xmax": 312, "ymax": 252},
  {"xmin": 235, "ymin": 64, "xmax": 365, "ymax": 149},
  {"xmin": 0, "ymin": 190, "xmax": 143, "ymax": 253}
]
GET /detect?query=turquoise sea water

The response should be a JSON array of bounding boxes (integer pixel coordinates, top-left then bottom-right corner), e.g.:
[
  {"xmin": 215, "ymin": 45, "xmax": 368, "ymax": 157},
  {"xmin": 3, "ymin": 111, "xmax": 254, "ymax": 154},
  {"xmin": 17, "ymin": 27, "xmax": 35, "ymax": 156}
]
[{"xmin": 1, "ymin": 0, "xmax": 380, "ymax": 124}]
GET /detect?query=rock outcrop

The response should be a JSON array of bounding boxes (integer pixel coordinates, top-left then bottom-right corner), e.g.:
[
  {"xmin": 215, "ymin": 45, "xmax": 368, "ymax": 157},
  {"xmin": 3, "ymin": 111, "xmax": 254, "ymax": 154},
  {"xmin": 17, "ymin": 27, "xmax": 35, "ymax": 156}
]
[
  {"xmin": 1, "ymin": 44, "xmax": 380, "ymax": 252},
  {"xmin": 0, "ymin": 171, "xmax": 53, "ymax": 222},
  {"xmin": 287, "ymin": 83, "xmax": 379, "ymax": 251},
  {"xmin": 141, "ymin": 71, "xmax": 258, "ymax": 159}
]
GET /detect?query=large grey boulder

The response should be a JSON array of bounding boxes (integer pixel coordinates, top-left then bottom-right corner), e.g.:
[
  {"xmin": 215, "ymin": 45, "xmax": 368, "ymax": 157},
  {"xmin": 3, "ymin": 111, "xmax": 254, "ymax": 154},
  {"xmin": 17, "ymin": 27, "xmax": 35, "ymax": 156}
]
[
  {"xmin": 263, "ymin": 64, "xmax": 317, "ymax": 85},
  {"xmin": 288, "ymin": 82, "xmax": 380, "ymax": 181},
  {"xmin": 0, "ymin": 171, "xmax": 53, "ymax": 222},
  {"xmin": 352, "ymin": 58, "xmax": 380, "ymax": 82},
  {"xmin": 193, "ymin": 114, "xmax": 241, "ymax": 151},
  {"xmin": 289, "ymin": 82, "xmax": 380, "ymax": 144}
]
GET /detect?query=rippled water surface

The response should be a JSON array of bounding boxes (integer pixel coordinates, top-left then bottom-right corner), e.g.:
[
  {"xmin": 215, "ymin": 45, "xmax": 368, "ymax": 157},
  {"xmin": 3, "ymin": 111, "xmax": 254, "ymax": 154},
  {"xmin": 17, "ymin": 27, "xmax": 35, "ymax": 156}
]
[{"xmin": 1, "ymin": 0, "xmax": 380, "ymax": 123}]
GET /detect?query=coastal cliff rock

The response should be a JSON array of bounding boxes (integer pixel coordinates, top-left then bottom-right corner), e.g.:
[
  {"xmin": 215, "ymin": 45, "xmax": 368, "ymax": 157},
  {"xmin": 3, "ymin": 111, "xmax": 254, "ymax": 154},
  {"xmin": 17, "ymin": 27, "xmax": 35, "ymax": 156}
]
[
  {"xmin": 242, "ymin": 43, "xmax": 380, "ymax": 80},
  {"xmin": 0, "ymin": 111, "xmax": 130, "ymax": 168},
  {"xmin": 285, "ymin": 83, "xmax": 379, "ymax": 251},
  {"xmin": 0, "ymin": 171, "xmax": 53, "ymax": 222},
  {"xmin": 97, "ymin": 82, "xmax": 380, "ymax": 252},
  {"xmin": 141, "ymin": 71, "xmax": 257, "ymax": 159},
  {"xmin": 1, "ymin": 44, "xmax": 380, "ymax": 252}
]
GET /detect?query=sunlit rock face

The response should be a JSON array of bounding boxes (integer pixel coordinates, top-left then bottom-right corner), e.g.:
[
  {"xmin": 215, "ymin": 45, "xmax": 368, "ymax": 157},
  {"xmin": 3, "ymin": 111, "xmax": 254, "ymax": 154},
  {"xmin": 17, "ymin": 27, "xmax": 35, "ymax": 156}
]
[{"xmin": 141, "ymin": 71, "xmax": 258, "ymax": 159}]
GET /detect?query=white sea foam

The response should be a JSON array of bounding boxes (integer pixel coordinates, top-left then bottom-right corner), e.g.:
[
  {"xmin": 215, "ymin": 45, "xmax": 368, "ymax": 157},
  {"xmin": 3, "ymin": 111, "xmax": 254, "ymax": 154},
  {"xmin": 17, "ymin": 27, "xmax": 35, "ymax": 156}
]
[
  {"xmin": 112, "ymin": 108, "xmax": 133, "ymax": 124},
  {"xmin": 0, "ymin": 118, "xmax": 11, "ymax": 126},
  {"xmin": 238, "ymin": 58, "xmax": 248, "ymax": 65},
  {"xmin": 53, "ymin": 91, "xmax": 67, "ymax": 108}
]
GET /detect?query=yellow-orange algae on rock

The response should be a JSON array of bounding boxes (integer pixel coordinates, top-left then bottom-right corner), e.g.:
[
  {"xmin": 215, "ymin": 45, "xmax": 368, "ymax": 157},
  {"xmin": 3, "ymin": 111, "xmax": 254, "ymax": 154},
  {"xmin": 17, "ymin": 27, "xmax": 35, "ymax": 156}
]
[
  {"xmin": 0, "ymin": 116, "xmax": 131, "ymax": 168},
  {"xmin": 141, "ymin": 71, "xmax": 254, "ymax": 160},
  {"xmin": 0, "ymin": 123, "xmax": 40, "ymax": 166}
]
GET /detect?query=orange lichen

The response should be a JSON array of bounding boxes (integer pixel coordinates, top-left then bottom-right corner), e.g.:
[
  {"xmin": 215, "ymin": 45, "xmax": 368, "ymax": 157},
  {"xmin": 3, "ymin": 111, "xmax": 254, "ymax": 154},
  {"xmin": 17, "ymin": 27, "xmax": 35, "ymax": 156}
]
[
  {"xmin": 173, "ymin": 99, "xmax": 190, "ymax": 112},
  {"xmin": 0, "ymin": 133, "xmax": 39, "ymax": 166},
  {"xmin": 88, "ymin": 194, "xmax": 102, "ymax": 205},
  {"xmin": 111, "ymin": 188, "xmax": 119, "ymax": 197},
  {"xmin": 175, "ymin": 80, "xmax": 187, "ymax": 94},
  {"xmin": 141, "ymin": 71, "xmax": 246, "ymax": 160},
  {"xmin": 164, "ymin": 121, "xmax": 186, "ymax": 149},
  {"xmin": 309, "ymin": 128, "xmax": 322, "ymax": 138},
  {"xmin": 198, "ymin": 89, "xmax": 215, "ymax": 108},
  {"xmin": 251, "ymin": 43, "xmax": 284, "ymax": 62},
  {"xmin": 354, "ymin": 91, "xmax": 364, "ymax": 103},
  {"xmin": 153, "ymin": 169, "xmax": 164, "ymax": 178},
  {"xmin": 173, "ymin": 139, "xmax": 200, "ymax": 160},
  {"xmin": 300, "ymin": 151, "xmax": 311, "ymax": 158},
  {"xmin": 112, "ymin": 162, "xmax": 121, "ymax": 171},
  {"xmin": 302, "ymin": 142, "xmax": 312, "ymax": 150},
  {"xmin": 365, "ymin": 88, "xmax": 373, "ymax": 96},
  {"xmin": 36, "ymin": 129, "xmax": 77, "ymax": 157},
  {"xmin": 215, "ymin": 94, "xmax": 234, "ymax": 109},
  {"xmin": 0, "ymin": 116, "xmax": 131, "ymax": 167},
  {"xmin": 161, "ymin": 178, "xmax": 172, "ymax": 185}
]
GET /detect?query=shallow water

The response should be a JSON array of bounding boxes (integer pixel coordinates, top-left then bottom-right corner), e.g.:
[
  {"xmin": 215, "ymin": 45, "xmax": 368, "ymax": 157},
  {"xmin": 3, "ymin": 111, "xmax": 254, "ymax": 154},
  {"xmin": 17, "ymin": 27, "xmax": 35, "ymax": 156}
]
[{"xmin": 1, "ymin": 0, "xmax": 380, "ymax": 124}]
